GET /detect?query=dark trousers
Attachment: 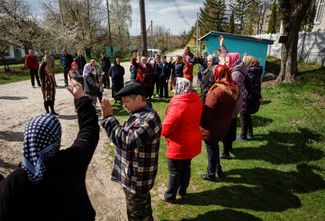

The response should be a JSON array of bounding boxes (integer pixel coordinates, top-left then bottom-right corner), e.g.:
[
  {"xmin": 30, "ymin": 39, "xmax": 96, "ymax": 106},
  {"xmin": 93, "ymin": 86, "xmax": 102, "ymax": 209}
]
[
  {"xmin": 30, "ymin": 69, "xmax": 41, "ymax": 86},
  {"xmin": 205, "ymin": 142, "xmax": 222, "ymax": 177},
  {"xmin": 44, "ymin": 100, "xmax": 55, "ymax": 113},
  {"xmin": 159, "ymin": 76, "xmax": 169, "ymax": 98},
  {"xmin": 223, "ymin": 117, "xmax": 237, "ymax": 155},
  {"xmin": 123, "ymin": 188, "xmax": 153, "ymax": 221},
  {"xmin": 153, "ymin": 74, "xmax": 160, "ymax": 95},
  {"xmin": 63, "ymin": 67, "xmax": 69, "ymax": 85},
  {"xmin": 240, "ymin": 113, "xmax": 253, "ymax": 138},
  {"xmin": 102, "ymin": 72, "xmax": 110, "ymax": 89},
  {"xmin": 164, "ymin": 159, "xmax": 191, "ymax": 200}
]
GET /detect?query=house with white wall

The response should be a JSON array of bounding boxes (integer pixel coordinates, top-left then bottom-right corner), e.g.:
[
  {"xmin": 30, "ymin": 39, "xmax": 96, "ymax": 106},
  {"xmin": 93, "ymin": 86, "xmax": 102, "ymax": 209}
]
[{"xmin": 313, "ymin": 0, "xmax": 325, "ymax": 31}]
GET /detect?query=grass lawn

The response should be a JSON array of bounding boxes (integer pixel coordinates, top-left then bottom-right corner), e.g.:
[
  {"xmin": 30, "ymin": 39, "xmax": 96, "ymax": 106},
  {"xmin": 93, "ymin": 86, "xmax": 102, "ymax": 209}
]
[
  {"xmin": 0, "ymin": 60, "xmax": 63, "ymax": 84},
  {"xmin": 109, "ymin": 61, "xmax": 325, "ymax": 220}
]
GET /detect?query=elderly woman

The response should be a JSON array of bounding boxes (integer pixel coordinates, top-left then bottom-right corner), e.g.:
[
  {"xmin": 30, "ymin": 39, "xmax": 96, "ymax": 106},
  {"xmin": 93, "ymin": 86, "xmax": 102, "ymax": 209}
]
[
  {"xmin": 39, "ymin": 62, "xmax": 58, "ymax": 115},
  {"xmin": 200, "ymin": 65, "xmax": 239, "ymax": 181},
  {"xmin": 83, "ymin": 59, "xmax": 100, "ymax": 105},
  {"xmin": 162, "ymin": 78, "xmax": 202, "ymax": 202},
  {"xmin": 240, "ymin": 55, "xmax": 263, "ymax": 140}
]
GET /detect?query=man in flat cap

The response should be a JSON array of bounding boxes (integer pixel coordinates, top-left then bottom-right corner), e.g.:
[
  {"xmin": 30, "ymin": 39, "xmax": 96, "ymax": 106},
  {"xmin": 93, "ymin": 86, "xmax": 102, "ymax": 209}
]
[{"xmin": 100, "ymin": 82, "xmax": 162, "ymax": 221}]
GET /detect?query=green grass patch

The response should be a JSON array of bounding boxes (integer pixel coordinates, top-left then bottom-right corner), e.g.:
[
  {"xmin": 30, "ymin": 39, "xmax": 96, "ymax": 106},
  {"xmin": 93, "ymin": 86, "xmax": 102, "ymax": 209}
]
[
  {"xmin": 106, "ymin": 61, "xmax": 325, "ymax": 220},
  {"xmin": 0, "ymin": 60, "xmax": 64, "ymax": 84}
]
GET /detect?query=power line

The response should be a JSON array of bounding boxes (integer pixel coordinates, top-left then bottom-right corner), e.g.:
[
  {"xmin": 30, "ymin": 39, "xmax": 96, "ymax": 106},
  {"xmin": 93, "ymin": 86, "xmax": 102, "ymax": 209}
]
[{"xmin": 169, "ymin": 0, "xmax": 192, "ymax": 28}]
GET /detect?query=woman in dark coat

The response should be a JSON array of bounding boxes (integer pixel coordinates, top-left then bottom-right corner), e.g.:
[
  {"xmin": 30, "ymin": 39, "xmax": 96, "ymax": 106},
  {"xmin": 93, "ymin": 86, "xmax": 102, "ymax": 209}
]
[
  {"xmin": 39, "ymin": 62, "xmax": 58, "ymax": 115},
  {"xmin": 109, "ymin": 57, "xmax": 125, "ymax": 101},
  {"xmin": 200, "ymin": 65, "xmax": 239, "ymax": 181},
  {"xmin": 240, "ymin": 55, "xmax": 263, "ymax": 139}
]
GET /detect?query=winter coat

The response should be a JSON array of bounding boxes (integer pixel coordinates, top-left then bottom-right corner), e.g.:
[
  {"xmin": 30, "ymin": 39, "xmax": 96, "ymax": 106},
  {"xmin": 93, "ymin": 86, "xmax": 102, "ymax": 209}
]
[
  {"xmin": 174, "ymin": 62, "xmax": 185, "ymax": 78},
  {"xmin": 0, "ymin": 97, "xmax": 99, "ymax": 221},
  {"xmin": 75, "ymin": 55, "xmax": 87, "ymax": 73},
  {"xmin": 241, "ymin": 66, "xmax": 262, "ymax": 114},
  {"xmin": 100, "ymin": 56, "xmax": 111, "ymax": 73},
  {"xmin": 84, "ymin": 71, "xmax": 98, "ymax": 95},
  {"xmin": 40, "ymin": 70, "xmax": 56, "ymax": 102},
  {"xmin": 109, "ymin": 64, "xmax": 125, "ymax": 84},
  {"xmin": 162, "ymin": 92, "xmax": 202, "ymax": 160},
  {"xmin": 136, "ymin": 63, "xmax": 153, "ymax": 89},
  {"xmin": 200, "ymin": 83, "xmax": 239, "ymax": 143},
  {"xmin": 231, "ymin": 61, "xmax": 248, "ymax": 117}
]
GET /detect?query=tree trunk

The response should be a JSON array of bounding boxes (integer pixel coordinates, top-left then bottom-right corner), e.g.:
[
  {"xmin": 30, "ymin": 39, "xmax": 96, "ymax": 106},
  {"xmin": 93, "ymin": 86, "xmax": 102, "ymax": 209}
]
[{"xmin": 276, "ymin": 0, "xmax": 314, "ymax": 84}]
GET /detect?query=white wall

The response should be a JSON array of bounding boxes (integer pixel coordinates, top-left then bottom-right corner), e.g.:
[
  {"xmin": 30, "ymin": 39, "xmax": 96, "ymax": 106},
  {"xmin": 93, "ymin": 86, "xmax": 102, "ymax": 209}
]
[{"xmin": 255, "ymin": 30, "xmax": 325, "ymax": 66}]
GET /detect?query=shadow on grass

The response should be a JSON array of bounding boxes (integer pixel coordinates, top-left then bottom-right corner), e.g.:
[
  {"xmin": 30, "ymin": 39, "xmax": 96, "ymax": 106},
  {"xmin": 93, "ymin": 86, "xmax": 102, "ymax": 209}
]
[
  {"xmin": 236, "ymin": 116, "xmax": 273, "ymax": 128},
  {"xmin": 234, "ymin": 128, "xmax": 324, "ymax": 164},
  {"xmin": 0, "ymin": 131, "xmax": 24, "ymax": 142},
  {"xmin": 0, "ymin": 96, "xmax": 28, "ymax": 100},
  {"xmin": 180, "ymin": 164, "xmax": 325, "ymax": 212},
  {"xmin": 180, "ymin": 209, "xmax": 262, "ymax": 221}
]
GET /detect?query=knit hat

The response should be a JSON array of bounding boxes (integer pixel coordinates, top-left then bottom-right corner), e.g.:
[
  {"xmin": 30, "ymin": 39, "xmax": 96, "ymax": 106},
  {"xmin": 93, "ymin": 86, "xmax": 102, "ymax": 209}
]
[{"xmin": 20, "ymin": 113, "xmax": 61, "ymax": 184}]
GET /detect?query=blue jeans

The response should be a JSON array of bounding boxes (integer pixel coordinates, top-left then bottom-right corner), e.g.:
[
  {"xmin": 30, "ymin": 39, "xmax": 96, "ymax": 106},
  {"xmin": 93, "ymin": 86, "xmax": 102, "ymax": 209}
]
[{"xmin": 205, "ymin": 142, "xmax": 222, "ymax": 177}]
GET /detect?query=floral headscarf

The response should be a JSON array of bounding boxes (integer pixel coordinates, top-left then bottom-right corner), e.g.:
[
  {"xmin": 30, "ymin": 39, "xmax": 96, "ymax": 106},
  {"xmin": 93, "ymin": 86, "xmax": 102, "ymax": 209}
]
[{"xmin": 175, "ymin": 77, "xmax": 194, "ymax": 95}]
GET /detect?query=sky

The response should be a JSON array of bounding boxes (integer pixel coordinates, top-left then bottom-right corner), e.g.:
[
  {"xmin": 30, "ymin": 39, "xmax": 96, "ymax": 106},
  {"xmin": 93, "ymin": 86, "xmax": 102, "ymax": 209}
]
[{"xmin": 28, "ymin": 0, "xmax": 204, "ymax": 36}]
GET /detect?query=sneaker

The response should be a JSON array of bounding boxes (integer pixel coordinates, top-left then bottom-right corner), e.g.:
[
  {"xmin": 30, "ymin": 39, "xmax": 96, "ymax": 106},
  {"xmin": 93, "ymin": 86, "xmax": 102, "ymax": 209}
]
[{"xmin": 200, "ymin": 174, "xmax": 216, "ymax": 182}]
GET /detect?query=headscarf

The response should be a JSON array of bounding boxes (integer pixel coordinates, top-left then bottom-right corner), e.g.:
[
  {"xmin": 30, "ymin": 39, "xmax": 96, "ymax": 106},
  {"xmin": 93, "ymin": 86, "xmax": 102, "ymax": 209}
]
[
  {"xmin": 175, "ymin": 77, "xmax": 194, "ymax": 95},
  {"xmin": 83, "ymin": 63, "xmax": 93, "ymax": 77},
  {"xmin": 20, "ymin": 113, "xmax": 62, "ymax": 184},
  {"xmin": 226, "ymin": 52, "xmax": 241, "ymax": 70}
]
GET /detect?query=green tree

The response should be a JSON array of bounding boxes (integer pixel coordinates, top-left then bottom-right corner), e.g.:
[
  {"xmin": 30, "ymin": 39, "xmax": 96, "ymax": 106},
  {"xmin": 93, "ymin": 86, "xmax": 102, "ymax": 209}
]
[
  {"xmin": 198, "ymin": 0, "xmax": 227, "ymax": 35},
  {"xmin": 267, "ymin": 1, "xmax": 277, "ymax": 33},
  {"xmin": 226, "ymin": 12, "xmax": 235, "ymax": 33},
  {"xmin": 230, "ymin": 0, "xmax": 253, "ymax": 33}
]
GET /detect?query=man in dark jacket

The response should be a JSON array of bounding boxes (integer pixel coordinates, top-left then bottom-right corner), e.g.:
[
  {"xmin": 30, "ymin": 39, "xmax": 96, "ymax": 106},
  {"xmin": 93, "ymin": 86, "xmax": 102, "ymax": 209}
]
[
  {"xmin": 101, "ymin": 82, "xmax": 161, "ymax": 221},
  {"xmin": 25, "ymin": 49, "xmax": 41, "ymax": 87},
  {"xmin": 0, "ymin": 79, "xmax": 100, "ymax": 221},
  {"xmin": 75, "ymin": 50, "xmax": 87, "ymax": 74},
  {"xmin": 100, "ymin": 51, "xmax": 111, "ymax": 89},
  {"xmin": 61, "ymin": 49, "xmax": 74, "ymax": 86}
]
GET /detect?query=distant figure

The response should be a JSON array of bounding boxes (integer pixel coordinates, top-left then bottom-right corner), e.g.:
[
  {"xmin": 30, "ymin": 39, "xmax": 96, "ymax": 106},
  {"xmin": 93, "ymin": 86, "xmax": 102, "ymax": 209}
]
[
  {"xmin": 162, "ymin": 78, "xmax": 202, "ymax": 202},
  {"xmin": 136, "ymin": 56, "xmax": 153, "ymax": 100},
  {"xmin": 25, "ymin": 49, "xmax": 41, "ymax": 88},
  {"xmin": 151, "ymin": 54, "xmax": 162, "ymax": 97},
  {"xmin": 0, "ymin": 80, "xmax": 100, "ymax": 220},
  {"xmin": 74, "ymin": 50, "xmax": 87, "ymax": 74},
  {"xmin": 159, "ymin": 55, "xmax": 171, "ymax": 98},
  {"xmin": 183, "ymin": 46, "xmax": 194, "ymax": 63},
  {"xmin": 42, "ymin": 50, "xmax": 56, "ymax": 86},
  {"xmin": 39, "ymin": 62, "xmax": 58, "ymax": 116},
  {"xmin": 240, "ymin": 55, "xmax": 263, "ymax": 140},
  {"xmin": 61, "ymin": 49, "xmax": 74, "ymax": 86},
  {"xmin": 129, "ymin": 57, "xmax": 138, "ymax": 82},
  {"xmin": 83, "ymin": 60, "xmax": 100, "ymax": 106},
  {"xmin": 108, "ymin": 57, "xmax": 125, "ymax": 101},
  {"xmin": 100, "ymin": 51, "xmax": 111, "ymax": 89}
]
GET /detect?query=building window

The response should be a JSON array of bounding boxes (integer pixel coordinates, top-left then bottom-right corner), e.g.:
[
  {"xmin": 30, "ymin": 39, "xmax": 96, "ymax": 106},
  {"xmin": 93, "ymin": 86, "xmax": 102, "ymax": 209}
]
[{"xmin": 315, "ymin": 0, "xmax": 325, "ymax": 23}]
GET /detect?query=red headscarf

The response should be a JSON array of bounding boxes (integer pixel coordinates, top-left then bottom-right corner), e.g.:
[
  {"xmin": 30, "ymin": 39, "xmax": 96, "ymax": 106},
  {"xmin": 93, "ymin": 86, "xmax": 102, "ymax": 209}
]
[{"xmin": 212, "ymin": 64, "xmax": 239, "ymax": 99}]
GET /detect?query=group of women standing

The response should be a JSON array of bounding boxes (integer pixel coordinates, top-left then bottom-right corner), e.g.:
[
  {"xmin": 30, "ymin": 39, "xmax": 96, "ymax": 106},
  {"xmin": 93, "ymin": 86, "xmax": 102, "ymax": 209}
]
[{"xmin": 161, "ymin": 46, "xmax": 262, "ymax": 201}]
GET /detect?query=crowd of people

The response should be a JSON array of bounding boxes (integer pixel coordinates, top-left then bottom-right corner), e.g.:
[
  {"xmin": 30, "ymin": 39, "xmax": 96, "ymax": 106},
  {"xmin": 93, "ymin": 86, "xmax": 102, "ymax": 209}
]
[{"xmin": 1, "ymin": 37, "xmax": 263, "ymax": 220}]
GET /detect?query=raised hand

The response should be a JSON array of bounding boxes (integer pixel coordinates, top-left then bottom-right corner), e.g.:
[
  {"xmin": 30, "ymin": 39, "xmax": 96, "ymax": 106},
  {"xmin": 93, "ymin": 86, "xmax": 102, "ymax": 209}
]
[{"xmin": 67, "ymin": 79, "xmax": 85, "ymax": 100}]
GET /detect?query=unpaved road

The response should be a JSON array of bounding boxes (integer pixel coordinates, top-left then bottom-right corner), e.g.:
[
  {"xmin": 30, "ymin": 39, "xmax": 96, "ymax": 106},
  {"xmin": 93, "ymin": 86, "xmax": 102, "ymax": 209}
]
[{"xmin": 0, "ymin": 62, "xmax": 133, "ymax": 221}]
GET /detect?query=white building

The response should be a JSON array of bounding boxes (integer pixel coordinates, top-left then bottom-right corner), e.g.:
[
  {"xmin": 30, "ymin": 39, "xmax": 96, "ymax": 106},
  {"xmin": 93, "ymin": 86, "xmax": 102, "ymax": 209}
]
[{"xmin": 313, "ymin": 0, "xmax": 325, "ymax": 31}]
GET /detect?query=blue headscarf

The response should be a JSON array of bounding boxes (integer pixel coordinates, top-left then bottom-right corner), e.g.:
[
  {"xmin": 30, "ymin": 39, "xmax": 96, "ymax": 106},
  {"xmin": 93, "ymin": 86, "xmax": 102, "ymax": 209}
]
[{"xmin": 20, "ymin": 113, "xmax": 61, "ymax": 184}]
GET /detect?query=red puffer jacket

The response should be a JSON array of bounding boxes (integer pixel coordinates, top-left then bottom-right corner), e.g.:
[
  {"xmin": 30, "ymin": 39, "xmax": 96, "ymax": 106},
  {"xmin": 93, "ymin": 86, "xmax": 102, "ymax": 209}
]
[{"xmin": 162, "ymin": 91, "xmax": 202, "ymax": 160}]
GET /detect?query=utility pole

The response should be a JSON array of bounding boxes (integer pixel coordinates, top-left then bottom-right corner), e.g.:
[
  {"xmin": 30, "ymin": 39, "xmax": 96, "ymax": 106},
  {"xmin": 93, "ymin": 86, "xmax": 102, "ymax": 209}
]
[
  {"xmin": 196, "ymin": 12, "xmax": 199, "ymax": 52},
  {"xmin": 58, "ymin": 0, "xmax": 64, "ymax": 27},
  {"xmin": 106, "ymin": 0, "xmax": 113, "ymax": 57},
  {"xmin": 139, "ymin": 0, "xmax": 147, "ymax": 56},
  {"xmin": 151, "ymin": 20, "xmax": 153, "ymax": 49}
]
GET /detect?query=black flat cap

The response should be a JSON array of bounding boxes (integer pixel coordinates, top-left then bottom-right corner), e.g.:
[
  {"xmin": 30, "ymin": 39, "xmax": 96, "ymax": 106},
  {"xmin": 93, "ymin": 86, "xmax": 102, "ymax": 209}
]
[{"xmin": 114, "ymin": 82, "xmax": 144, "ymax": 98}]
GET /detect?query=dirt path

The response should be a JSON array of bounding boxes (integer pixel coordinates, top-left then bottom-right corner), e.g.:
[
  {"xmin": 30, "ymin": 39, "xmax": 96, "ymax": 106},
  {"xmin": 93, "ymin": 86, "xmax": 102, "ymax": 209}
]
[{"xmin": 0, "ymin": 62, "xmax": 132, "ymax": 221}]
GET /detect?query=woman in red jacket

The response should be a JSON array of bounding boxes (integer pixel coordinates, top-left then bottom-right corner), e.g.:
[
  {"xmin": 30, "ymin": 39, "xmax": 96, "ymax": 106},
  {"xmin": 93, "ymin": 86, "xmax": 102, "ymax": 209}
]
[
  {"xmin": 162, "ymin": 77, "xmax": 202, "ymax": 202},
  {"xmin": 200, "ymin": 65, "xmax": 239, "ymax": 181}
]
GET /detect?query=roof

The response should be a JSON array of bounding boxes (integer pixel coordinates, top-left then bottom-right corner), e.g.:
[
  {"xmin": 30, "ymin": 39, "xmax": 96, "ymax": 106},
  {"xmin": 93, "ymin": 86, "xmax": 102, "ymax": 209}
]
[{"xmin": 199, "ymin": 31, "xmax": 274, "ymax": 45}]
